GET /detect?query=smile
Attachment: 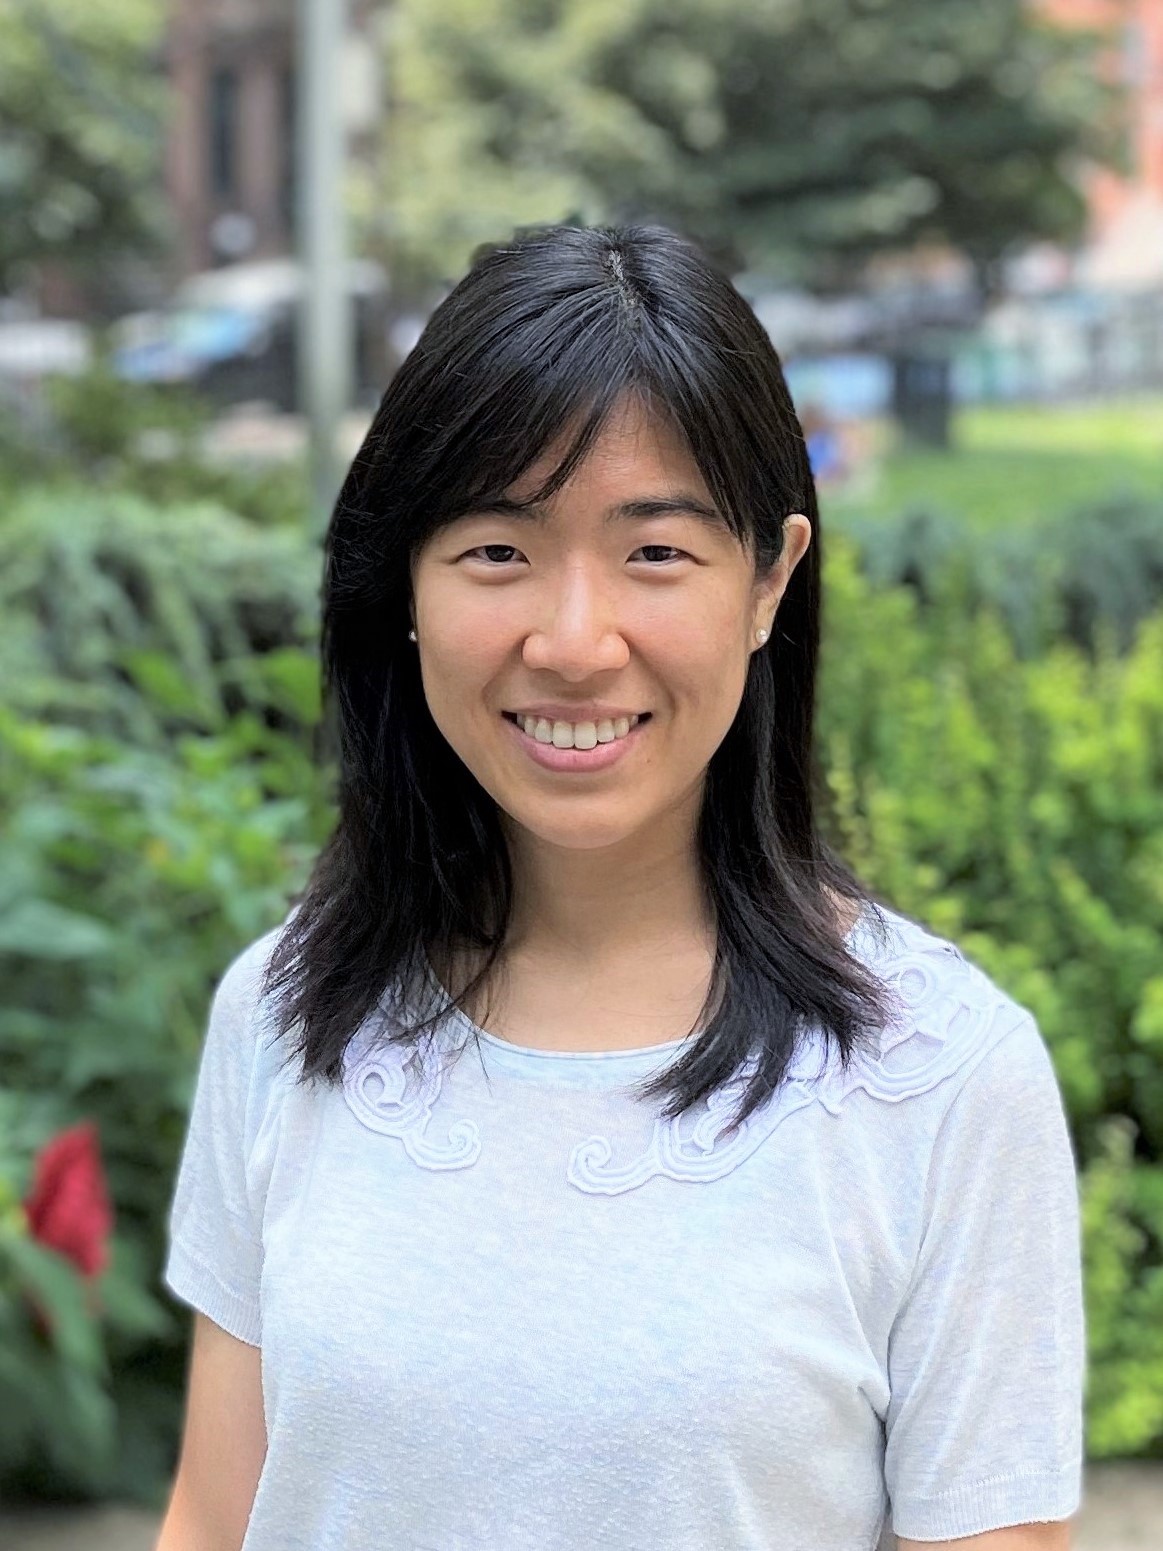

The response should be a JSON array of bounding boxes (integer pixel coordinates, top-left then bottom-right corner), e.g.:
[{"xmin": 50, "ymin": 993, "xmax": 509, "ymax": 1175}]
[{"xmin": 500, "ymin": 711, "xmax": 651, "ymax": 772}]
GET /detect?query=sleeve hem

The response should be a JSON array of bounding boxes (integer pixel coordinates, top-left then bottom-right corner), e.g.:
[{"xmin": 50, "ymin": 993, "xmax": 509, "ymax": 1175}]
[
  {"xmin": 163, "ymin": 1239, "xmax": 262, "ymax": 1347},
  {"xmin": 891, "ymin": 1460, "xmax": 1082, "ymax": 1540}
]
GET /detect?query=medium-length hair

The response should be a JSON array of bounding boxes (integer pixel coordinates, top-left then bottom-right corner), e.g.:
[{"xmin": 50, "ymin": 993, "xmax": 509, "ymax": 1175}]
[{"xmin": 261, "ymin": 221, "xmax": 898, "ymax": 1135}]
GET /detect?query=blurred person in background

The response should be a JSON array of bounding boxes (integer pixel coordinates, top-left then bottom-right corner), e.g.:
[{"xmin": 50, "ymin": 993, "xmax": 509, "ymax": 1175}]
[{"xmin": 801, "ymin": 402, "xmax": 847, "ymax": 486}]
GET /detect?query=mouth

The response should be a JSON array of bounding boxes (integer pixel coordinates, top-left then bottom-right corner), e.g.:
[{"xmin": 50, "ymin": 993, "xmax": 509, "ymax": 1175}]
[{"xmin": 500, "ymin": 710, "xmax": 652, "ymax": 771}]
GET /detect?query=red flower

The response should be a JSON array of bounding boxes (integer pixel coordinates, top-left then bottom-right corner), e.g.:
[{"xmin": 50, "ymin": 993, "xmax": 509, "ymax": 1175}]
[{"xmin": 23, "ymin": 1121, "xmax": 114, "ymax": 1280}]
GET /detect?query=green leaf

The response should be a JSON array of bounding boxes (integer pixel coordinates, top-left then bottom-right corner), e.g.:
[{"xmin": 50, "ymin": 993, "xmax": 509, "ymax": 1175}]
[
  {"xmin": 118, "ymin": 647, "xmax": 222, "ymax": 727},
  {"xmin": 2, "ymin": 1234, "xmax": 107, "ymax": 1376},
  {"xmin": 0, "ymin": 899, "xmax": 116, "ymax": 959},
  {"xmin": 97, "ymin": 1238, "xmax": 178, "ymax": 1341}
]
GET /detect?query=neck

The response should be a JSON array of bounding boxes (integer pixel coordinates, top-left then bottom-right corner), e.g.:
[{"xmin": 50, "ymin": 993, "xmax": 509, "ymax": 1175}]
[{"xmin": 499, "ymin": 789, "xmax": 713, "ymax": 967}]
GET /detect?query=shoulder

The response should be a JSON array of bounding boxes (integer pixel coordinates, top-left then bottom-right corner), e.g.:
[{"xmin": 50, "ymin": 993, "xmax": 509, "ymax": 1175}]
[
  {"xmin": 201, "ymin": 910, "xmax": 300, "ymax": 1084},
  {"xmin": 211, "ymin": 899, "xmax": 307, "ymax": 1021},
  {"xmin": 212, "ymin": 922, "xmax": 285, "ymax": 1011},
  {"xmin": 829, "ymin": 902, "xmax": 1045, "ymax": 1110}
]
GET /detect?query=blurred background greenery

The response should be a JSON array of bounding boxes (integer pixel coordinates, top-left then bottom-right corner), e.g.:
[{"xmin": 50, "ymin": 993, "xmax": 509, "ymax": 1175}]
[{"xmin": 1, "ymin": 0, "xmax": 1162, "ymax": 1518}]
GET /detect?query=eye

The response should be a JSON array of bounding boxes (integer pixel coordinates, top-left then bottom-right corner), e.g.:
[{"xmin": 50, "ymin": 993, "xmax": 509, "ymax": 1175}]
[
  {"xmin": 631, "ymin": 545, "xmax": 690, "ymax": 564},
  {"xmin": 461, "ymin": 544, "xmax": 525, "ymax": 564}
]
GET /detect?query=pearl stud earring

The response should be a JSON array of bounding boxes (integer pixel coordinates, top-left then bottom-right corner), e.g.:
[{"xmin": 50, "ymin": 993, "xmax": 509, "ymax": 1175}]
[
  {"xmin": 408, "ymin": 628, "xmax": 417, "ymax": 642},
  {"xmin": 756, "ymin": 627, "xmax": 769, "ymax": 645}
]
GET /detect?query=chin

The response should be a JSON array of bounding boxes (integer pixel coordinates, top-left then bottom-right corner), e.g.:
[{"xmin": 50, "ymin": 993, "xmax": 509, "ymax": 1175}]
[{"xmin": 507, "ymin": 808, "xmax": 649, "ymax": 854}]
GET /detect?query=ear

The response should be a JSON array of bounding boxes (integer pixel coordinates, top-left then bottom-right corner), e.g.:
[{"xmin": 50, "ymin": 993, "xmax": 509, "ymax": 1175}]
[{"xmin": 753, "ymin": 514, "xmax": 811, "ymax": 624}]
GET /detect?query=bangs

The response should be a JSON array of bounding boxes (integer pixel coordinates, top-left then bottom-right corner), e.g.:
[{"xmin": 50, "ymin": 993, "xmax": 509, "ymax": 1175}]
[
  {"xmin": 400, "ymin": 320, "xmax": 758, "ymax": 557},
  {"xmin": 464, "ymin": 377, "xmax": 628, "ymax": 515}
]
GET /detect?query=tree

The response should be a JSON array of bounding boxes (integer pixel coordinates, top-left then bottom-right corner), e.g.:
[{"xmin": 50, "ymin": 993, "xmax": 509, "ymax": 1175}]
[
  {"xmin": 370, "ymin": 0, "xmax": 1123, "ymax": 298},
  {"xmin": 0, "ymin": 0, "xmax": 169, "ymax": 299}
]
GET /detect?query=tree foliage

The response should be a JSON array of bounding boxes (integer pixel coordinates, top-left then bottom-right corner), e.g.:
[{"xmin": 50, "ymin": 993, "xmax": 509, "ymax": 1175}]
[
  {"xmin": 0, "ymin": 0, "xmax": 168, "ymax": 293},
  {"xmin": 373, "ymin": 0, "xmax": 1122, "ymax": 293}
]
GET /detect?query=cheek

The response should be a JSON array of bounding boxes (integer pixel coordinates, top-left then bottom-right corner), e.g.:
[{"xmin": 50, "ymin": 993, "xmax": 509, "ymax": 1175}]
[
  {"xmin": 420, "ymin": 646, "xmax": 479, "ymax": 711},
  {"xmin": 420, "ymin": 575, "xmax": 513, "ymax": 662},
  {"xmin": 417, "ymin": 621, "xmax": 509, "ymax": 737},
  {"xmin": 649, "ymin": 608, "xmax": 746, "ymax": 699},
  {"xmin": 680, "ymin": 600, "xmax": 753, "ymax": 707}
]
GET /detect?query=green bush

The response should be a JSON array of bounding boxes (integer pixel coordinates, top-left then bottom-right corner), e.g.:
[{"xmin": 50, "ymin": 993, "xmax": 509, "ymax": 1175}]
[
  {"xmin": 0, "ymin": 487, "xmax": 1161, "ymax": 1504},
  {"xmin": 0, "ymin": 703, "xmax": 332, "ymax": 1501},
  {"xmin": 1078, "ymin": 1117, "xmax": 1163, "ymax": 1455},
  {"xmin": 0, "ymin": 485, "xmax": 322, "ymax": 745},
  {"xmin": 0, "ymin": 486, "xmax": 331, "ymax": 1503},
  {"xmin": 831, "ymin": 495, "xmax": 1163, "ymax": 660},
  {"xmin": 0, "ymin": 354, "xmax": 310, "ymax": 530}
]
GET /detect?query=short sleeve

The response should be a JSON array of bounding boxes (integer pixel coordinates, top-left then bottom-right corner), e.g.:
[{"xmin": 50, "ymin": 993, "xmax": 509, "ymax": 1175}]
[
  {"xmin": 883, "ymin": 1014, "xmax": 1086, "ymax": 1541},
  {"xmin": 162, "ymin": 930, "xmax": 284, "ymax": 1346}
]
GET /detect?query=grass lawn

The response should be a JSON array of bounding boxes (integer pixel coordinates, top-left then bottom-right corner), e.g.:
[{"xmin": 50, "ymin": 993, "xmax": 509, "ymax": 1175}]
[{"xmin": 823, "ymin": 395, "xmax": 1163, "ymax": 532}]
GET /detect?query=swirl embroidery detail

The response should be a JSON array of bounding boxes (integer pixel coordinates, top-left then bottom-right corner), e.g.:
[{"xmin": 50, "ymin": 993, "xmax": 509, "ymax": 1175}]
[
  {"xmin": 342, "ymin": 1031, "xmax": 481, "ymax": 1170},
  {"xmin": 566, "ymin": 1066, "xmax": 814, "ymax": 1195},
  {"xmin": 566, "ymin": 935, "xmax": 1029, "ymax": 1196}
]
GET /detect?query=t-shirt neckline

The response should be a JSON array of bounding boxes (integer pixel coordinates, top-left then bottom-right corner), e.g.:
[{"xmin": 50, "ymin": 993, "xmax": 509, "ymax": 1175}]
[{"xmin": 415, "ymin": 899, "xmax": 877, "ymax": 1080}]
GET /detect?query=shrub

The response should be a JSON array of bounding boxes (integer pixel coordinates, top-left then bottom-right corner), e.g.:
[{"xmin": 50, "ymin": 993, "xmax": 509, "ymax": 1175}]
[
  {"xmin": 0, "ymin": 486, "xmax": 330, "ymax": 1502},
  {"xmin": 831, "ymin": 495, "xmax": 1163, "ymax": 660},
  {"xmin": 0, "ymin": 356, "xmax": 311, "ymax": 529},
  {"xmin": 0, "ymin": 486, "xmax": 322, "ymax": 745}
]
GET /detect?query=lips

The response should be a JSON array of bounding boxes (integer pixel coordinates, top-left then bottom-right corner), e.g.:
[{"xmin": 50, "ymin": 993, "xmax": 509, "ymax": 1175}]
[{"xmin": 500, "ymin": 707, "xmax": 650, "ymax": 770}]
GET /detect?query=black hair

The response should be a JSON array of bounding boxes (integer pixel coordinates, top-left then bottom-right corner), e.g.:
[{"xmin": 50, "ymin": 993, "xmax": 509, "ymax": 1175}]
[{"xmin": 261, "ymin": 221, "xmax": 898, "ymax": 1135}]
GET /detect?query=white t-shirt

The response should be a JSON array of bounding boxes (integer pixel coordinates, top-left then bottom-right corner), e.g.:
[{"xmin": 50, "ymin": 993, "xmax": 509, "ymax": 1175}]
[{"xmin": 162, "ymin": 900, "xmax": 1085, "ymax": 1550}]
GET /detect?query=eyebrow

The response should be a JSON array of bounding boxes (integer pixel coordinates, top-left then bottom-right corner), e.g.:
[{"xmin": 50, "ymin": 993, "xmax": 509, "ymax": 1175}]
[{"xmin": 463, "ymin": 494, "xmax": 728, "ymax": 530}]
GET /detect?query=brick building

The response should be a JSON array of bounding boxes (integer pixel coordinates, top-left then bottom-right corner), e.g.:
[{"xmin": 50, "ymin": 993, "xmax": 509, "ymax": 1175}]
[
  {"xmin": 1037, "ymin": 0, "xmax": 1163, "ymax": 283},
  {"xmin": 163, "ymin": 0, "xmax": 297, "ymax": 279}
]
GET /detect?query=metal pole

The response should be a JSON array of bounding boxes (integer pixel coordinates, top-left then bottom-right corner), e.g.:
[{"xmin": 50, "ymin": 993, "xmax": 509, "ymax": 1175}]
[{"xmin": 297, "ymin": 0, "xmax": 351, "ymax": 536}]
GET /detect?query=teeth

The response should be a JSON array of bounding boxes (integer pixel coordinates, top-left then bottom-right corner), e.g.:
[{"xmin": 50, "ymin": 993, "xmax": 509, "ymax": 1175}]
[{"xmin": 517, "ymin": 713, "xmax": 641, "ymax": 749}]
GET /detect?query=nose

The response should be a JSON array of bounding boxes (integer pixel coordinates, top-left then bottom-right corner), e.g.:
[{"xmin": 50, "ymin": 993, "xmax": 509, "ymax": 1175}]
[{"xmin": 520, "ymin": 562, "xmax": 630, "ymax": 678}]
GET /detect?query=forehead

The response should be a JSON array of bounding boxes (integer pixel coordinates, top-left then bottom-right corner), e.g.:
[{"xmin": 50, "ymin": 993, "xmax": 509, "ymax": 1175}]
[{"xmin": 509, "ymin": 394, "xmax": 710, "ymax": 503}]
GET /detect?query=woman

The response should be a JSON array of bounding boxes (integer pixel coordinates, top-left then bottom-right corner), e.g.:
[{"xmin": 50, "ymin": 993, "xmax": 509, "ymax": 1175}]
[{"xmin": 159, "ymin": 224, "xmax": 1084, "ymax": 1551}]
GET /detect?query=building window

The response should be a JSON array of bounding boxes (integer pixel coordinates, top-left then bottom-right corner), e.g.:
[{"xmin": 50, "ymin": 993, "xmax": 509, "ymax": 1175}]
[{"xmin": 209, "ymin": 65, "xmax": 239, "ymax": 201}]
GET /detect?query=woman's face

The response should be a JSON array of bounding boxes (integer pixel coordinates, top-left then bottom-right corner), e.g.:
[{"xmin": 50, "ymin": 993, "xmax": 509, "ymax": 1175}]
[{"xmin": 409, "ymin": 394, "xmax": 812, "ymax": 857}]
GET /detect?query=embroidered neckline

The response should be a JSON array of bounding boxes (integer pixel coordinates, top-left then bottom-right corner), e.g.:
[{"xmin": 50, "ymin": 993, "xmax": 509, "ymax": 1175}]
[
  {"xmin": 342, "ymin": 1033, "xmax": 482, "ymax": 1170},
  {"xmin": 339, "ymin": 906, "xmax": 1033, "ymax": 1195}
]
